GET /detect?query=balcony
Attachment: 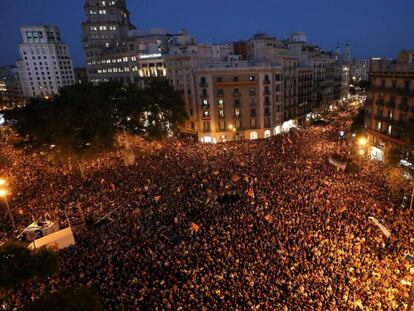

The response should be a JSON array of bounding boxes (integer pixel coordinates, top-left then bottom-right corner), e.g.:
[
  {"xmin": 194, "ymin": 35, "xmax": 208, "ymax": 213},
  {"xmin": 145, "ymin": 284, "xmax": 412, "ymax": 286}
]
[
  {"xmin": 399, "ymin": 104, "xmax": 409, "ymax": 112},
  {"xmin": 199, "ymin": 81, "xmax": 208, "ymax": 87},
  {"xmin": 264, "ymin": 90, "xmax": 271, "ymax": 95},
  {"xmin": 263, "ymin": 80, "xmax": 271, "ymax": 85},
  {"xmin": 386, "ymin": 101, "xmax": 396, "ymax": 109},
  {"xmin": 369, "ymin": 86, "xmax": 414, "ymax": 97},
  {"xmin": 232, "ymin": 92, "xmax": 241, "ymax": 98},
  {"xmin": 200, "ymin": 94, "xmax": 208, "ymax": 99}
]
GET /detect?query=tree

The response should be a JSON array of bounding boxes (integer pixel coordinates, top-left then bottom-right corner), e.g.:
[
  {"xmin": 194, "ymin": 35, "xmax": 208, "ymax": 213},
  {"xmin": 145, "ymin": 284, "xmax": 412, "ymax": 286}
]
[
  {"xmin": 0, "ymin": 242, "xmax": 58, "ymax": 288},
  {"xmin": 385, "ymin": 167, "xmax": 410, "ymax": 194},
  {"xmin": 350, "ymin": 107, "xmax": 365, "ymax": 133},
  {"xmin": 4, "ymin": 80, "xmax": 187, "ymax": 164},
  {"xmin": 24, "ymin": 286, "xmax": 102, "ymax": 311}
]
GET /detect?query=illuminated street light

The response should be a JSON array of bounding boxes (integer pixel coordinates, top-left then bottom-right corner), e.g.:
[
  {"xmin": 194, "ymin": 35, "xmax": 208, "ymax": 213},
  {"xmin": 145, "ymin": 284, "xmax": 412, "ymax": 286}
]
[
  {"xmin": 229, "ymin": 125, "xmax": 234, "ymax": 130},
  {"xmin": 358, "ymin": 137, "xmax": 367, "ymax": 146},
  {"xmin": 0, "ymin": 181, "xmax": 15, "ymax": 229},
  {"xmin": 358, "ymin": 149, "xmax": 365, "ymax": 156}
]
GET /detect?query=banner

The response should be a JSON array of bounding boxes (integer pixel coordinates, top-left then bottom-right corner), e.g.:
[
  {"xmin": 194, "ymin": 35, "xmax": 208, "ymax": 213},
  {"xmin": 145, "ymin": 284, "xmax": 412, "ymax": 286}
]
[
  {"xmin": 328, "ymin": 156, "xmax": 347, "ymax": 171},
  {"xmin": 368, "ymin": 216, "xmax": 391, "ymax": 238}
]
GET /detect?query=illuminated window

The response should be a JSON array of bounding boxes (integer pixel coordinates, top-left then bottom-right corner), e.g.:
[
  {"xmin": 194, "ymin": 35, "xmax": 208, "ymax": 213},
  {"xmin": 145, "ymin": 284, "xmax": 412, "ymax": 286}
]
[
  {"xmin": 218, "ymin": 110, "xmax": 225, "ymax": 118},
  {"xmin": 250, "ymin": 132, "xmax": 258, "ymax": 140},
  {"xmin": 217, "ymin": 99, "xmax": 224, "ymax": 108},
  {"xmin": 234, "ymin": 108, "xmax": 240, "ymax": 118}
]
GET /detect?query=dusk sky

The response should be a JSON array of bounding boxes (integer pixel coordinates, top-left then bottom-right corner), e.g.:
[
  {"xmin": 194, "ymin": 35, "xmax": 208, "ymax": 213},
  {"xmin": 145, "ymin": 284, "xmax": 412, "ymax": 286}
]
[{"xmin": 1, "ymin": 0, "xmax": 413, "ymax": 67}]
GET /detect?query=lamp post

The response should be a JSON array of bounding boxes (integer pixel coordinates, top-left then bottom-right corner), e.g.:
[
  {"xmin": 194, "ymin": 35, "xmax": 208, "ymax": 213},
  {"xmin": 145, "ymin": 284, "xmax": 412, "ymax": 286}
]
[{"xmin": 0, "ymin": 188, "xmax": 15, "ymax": 229}]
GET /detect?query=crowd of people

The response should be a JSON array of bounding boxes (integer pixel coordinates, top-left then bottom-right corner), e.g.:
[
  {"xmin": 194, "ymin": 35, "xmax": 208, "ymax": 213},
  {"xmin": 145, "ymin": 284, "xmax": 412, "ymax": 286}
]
[{"xmin": 1, "ymin": 105, "xmax": 414, "ymax": 310}]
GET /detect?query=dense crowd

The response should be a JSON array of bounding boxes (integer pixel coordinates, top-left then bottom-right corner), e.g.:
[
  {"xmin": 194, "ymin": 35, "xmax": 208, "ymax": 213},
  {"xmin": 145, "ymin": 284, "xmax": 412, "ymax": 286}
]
[{"xmin": 1, "ymin": 105, "xmax": 414, "ymax": 310}]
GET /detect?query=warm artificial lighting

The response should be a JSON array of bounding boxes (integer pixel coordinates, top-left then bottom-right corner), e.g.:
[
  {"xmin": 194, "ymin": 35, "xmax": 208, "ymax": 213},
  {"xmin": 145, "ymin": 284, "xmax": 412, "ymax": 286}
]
[
  {"xmin": 232, "ymin": 128, "xmax": 236, "ymax": 132},
  {"xmin": 358, "ymin": 149, "xmax": 365, "ymax": 156},
  {"xmin": 229, "ymin": 125, "xmax": 234, "ymax": 130},
  {"xmin": 0, "ymin": 189, "xmax": 9, "ymax": 197},
  {"xmin": 358, "ymin": 137, "xmax": 367, "ymax": 146},
  {"xmin": 0, "ymin": 178, "xmax": 6, "ymax": 187}
]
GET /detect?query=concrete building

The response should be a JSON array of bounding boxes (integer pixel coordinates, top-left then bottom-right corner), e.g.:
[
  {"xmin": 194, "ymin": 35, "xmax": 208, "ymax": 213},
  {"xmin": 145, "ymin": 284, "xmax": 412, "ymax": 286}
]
[
  {"xmin": 364, "ymin": 50, "xmax": 414, "ymax": 161},
  {"xmin": 0, "ymin": 66, "xmax": 24, "ymax": 110},
  {"xmin": 82, "ymin": 0, "xmax": 175, "ymax": 84},
  {"xmin": 16, "ymin": 25, "xmax": 75, "ymax": 98},
  {"xmin": 351, "ymin": 59, "xmax": 370, "ymax": 82}
]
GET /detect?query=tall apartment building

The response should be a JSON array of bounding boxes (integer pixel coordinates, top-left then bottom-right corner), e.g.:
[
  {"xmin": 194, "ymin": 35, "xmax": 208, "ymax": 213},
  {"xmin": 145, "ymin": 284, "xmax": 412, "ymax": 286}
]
[
  {"xmin": 364, "ymin": 50, "xmax": 414, "ymax": 161},
  {"xmin": 16, "ymin": 25, "xmax": 75, "ymax": 98},
  {"xmin": 82, "ymin": 0, "xmax": 174, "ymax": 84},
  {"xmin": 0, "ymin": 66, "xmax": 24, "ymax": 110},
  {"xmin": 351, "ymin": 59, "xmax": 370, "ymax": 82},
  {"xmin": 164, "ymin": 32, "xmax": 349, "ymax": 142}
]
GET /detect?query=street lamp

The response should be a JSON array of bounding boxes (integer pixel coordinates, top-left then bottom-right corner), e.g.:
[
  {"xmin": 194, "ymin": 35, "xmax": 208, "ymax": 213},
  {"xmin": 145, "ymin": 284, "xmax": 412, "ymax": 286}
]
[
  {"xmin": 0, "ymin": 187, "xmax": 15, "ymax": 229},
  {"xmin": 0, "ymin": 178, "xmax": 6, "ymax": 187},
  {"xmin": 358, "ymin": 137, "xmax": 367, "ymax": 147},
  {"xmin": 358, "ymin": 149, "xmax": 365, "ymax": 156}
]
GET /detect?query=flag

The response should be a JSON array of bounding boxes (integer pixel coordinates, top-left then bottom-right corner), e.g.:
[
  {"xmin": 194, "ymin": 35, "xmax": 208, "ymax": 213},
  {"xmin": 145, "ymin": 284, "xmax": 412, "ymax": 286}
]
[
  {"xmin": 368, "ymin": 216, "xmax": 391, "ymax": 238},
  {"xmin": 282, "ymin": 144, "xmax": 285, "ymax": 154},
  {"xmin": 240, "ymin": 161, "xmax": 246, "ymax": 167},
  {"xmin": 264, "ymin": 214, "xmax": 273, "ymax": 222},
  {"xmin": 111, "ymin": 183, "xmax": 116, "ymax": 191},
  {"xmin": 213, "ymin": 171, "xmax": 220, "ymax": 176},
  {"xmin": 191, "ymin": 222, "xmax": 200, "ymax": 233},
  {"xmin": 243, "ymin": 176, "xmax": 249, "ymax": 183},
  {"xmin": 338, "ymin": 206, "xmax": 347, "ymax": 213},
  {"xmin": 232, "ymin": 175, "xmax": 240, "ymax": 182},
  {"xmin": 247, "ymin": 187, "xmax": 255, "ymax": 198},
  {"xmin": 154, "ymin": 196, "xmax": 161, "ymax": 202}
]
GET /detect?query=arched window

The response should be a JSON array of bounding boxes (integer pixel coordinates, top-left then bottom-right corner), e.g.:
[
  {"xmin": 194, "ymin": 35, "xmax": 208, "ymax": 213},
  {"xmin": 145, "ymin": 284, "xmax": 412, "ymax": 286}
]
[
  {"xmin": 250, "ymin": 131, "xmax": 258, "ymax": 140},
  {"xmin": 264, "ymin": 130, "xmax": 271, "ymax": 138}
]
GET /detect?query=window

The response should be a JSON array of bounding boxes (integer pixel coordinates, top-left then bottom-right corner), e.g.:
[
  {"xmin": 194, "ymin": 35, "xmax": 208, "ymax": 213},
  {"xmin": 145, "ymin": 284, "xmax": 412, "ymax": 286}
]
[
  {"xmin": 234, "ymin": 88, "xmax": 240, "ymax": 95},
  {"xmin": 377, "ymin": 121, "xmax": 382, "ymax": 131},
  {"xmin": 203, "ymin": 110, "xmax": 210, "ymax": 118},
  {"xmin": 275, "ymin": 74, "xmax": 282, "ymax": 81},
  {"xmin": 216, "ymin": 77, "xmax": 223, "ymax": 83},
  {"xmin": 264, "ymin": 130, "xmax": 271, "ymax": 138},
  {"xmin": 250, "ymin": 109, "xmax": 256, "ymax": 117},
  {"xmin": 202, "ymin": 99, "xmax": 209, "ymax": 108},
  {"xmin": 218, "ymin": 110, "xmax": 225, "ymax": 118},
  {"xmin": 233, "ymin": 76, "xmax": 239, "ymax": 82},
  {"xmin": 249, "ymin": 88, "xmax": 256, "ymax": 96},
  {"xmin": 234, "ymin": 99, "xmax": 240, "ymax": 107},
  {"xmin": 250, "ymin": 118, "xmax": 256, "ymax": 129},
  {"xmin": 219, "ymin": 121, "xmax": 226, "ymax": 131},
  {"xmin": 217, "ymin": 89, "xmax": 224, "ymax": 96},
  {"xmin": 235, "ymin": 119, "xmax": 241, "ymax": 129},
  {"xmin": 404, "ymin": 80, "xmax": 410, "ymax": 91},
  {"xmin": 203, "ymin": 122, "xmax": 210, "ymax": 132},
  {"xmin": 249, "ymin": 75, "xmax": 256, "ymax": 81},
  {"xmin": 217, "ymin": 99, "xmax": 224, "ymax": 108},
  {"xmin": 250, "ymin": 132, "xmax": 258, "ymax": 140},
  {"xmin": 234, "ymin": 108, "xmax": 241, "ymax": 118}
]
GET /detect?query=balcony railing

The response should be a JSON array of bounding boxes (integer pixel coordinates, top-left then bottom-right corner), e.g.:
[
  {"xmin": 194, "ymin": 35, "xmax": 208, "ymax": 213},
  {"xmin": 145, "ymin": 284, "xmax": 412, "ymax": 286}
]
[
  {"xmin": 386, "ymin": 101, "xmax": 396, "ymax": 109},
  {"xmin": 264, "ymin": 90, "xmax": 271, "ymax": 95},
  {"xmin": 263, "ymin": 80, "xmax": 271, "ymax": 85},
  {"xmin": 232, "ymin": 92, "xmax": 241, "ymax": 98},
  {"xmin": 199, "ymin": 82, "xmax": 208, "ymax": 87},
  {"xmin": 369, "ymin": 86, "xmax": 414, "ymax": 96}
]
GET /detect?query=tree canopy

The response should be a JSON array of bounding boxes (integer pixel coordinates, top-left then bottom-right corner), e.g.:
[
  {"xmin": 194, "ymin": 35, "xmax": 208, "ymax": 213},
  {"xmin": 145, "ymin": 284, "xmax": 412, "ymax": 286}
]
[
  {"xmin": 4, "ymin": 79, "xmax": 187, "ymax": 160},
  {"xmin": 24, "ymin": 286, "xmax": 102, "ymax": 311},
  {"xmin": 0, "ymin": 242, "xmax": 58, "ymax": 288}
]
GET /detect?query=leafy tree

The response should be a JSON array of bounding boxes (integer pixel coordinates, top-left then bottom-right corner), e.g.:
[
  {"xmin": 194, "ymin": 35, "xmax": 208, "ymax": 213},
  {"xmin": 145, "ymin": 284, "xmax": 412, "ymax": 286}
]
[
  {"xmin": 0, "ymin": 242, "xmax": 58, "ymax": 288},
  {"xmin": 24, "ymin": 286, "xmax": 102, "ymax": 311},
  {"xmin": 350, "ymin": 107, "xmax": 365, "ymax": 133},
  {"xmin": 385, "ymin": 167, "xmax": 410, "ymax": 194},
  {"xmin": 4, "ymin": 79, "xmax": 187, "ymax": 164}
]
